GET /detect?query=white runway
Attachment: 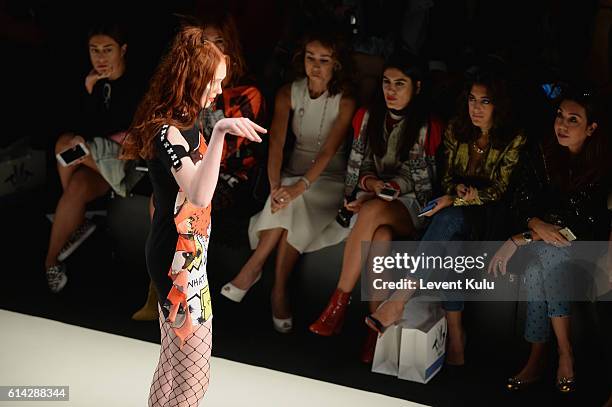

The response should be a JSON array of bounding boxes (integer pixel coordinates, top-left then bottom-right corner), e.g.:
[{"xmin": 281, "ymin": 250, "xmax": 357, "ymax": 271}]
[{"xmin": 0, "ymin": 310, "xmax": 424, "ymax": 406}]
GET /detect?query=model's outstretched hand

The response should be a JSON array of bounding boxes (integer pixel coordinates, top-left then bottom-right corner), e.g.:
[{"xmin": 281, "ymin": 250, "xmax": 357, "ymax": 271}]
[{"xmin": 214, "ymin": 117, "xmax": 266, "ymax": 142}]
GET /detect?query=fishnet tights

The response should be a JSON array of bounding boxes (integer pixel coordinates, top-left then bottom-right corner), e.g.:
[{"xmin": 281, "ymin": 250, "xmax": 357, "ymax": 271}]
[{"xmin": 148, "ymin": 307, "xmax": 212, "ymax": 406}]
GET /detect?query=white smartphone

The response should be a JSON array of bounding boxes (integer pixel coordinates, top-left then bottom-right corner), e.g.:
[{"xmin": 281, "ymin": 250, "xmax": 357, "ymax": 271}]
[
  {"xmin": 56, "ymin": 142, "xmax": 90, "ymax": 167},
  {"xmin": 559, "ymin": 227, "xmax": 577, "ymax": 242},
  {"xmin": 377, "ymin": 186, "xmax": 398, "ymax": 201}
]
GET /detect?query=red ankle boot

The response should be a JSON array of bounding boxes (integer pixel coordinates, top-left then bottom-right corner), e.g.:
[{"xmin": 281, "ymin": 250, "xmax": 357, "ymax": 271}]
[
  {"xmin": 309, "ymin": 289, "xmax": 351, "ymax": 336},
  {"xmin": 360, "ymin": 327, "xmax": 378, "ymax": 364}
]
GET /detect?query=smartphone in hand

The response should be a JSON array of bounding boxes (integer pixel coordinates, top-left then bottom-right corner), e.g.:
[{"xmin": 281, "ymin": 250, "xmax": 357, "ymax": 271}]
[
  {"xmin": 56, "ymin": 143, "xmax": 90, "ymax": 167},
  {"xmin": 336, "ymin": 206, "xmax": 353, "ymax": 227},
  {"xmin": 418, "ymin": 198, "xmax": 440, "ymax": 217},
  {"xmin": 559, "ymin": 227, "xmax": 577, "ymax": 241},
  {"xmin": 377, "ymin": 186, "xmax": 398, "ymax": 201}
]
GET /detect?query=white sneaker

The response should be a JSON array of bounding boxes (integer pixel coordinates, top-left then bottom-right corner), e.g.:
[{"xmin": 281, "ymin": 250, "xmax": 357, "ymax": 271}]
[
  {"xmin": 46, "ymin": 264, "xmax": 68, "ymax": 293},
  {"xmin": 57, "ymin": 220, "xmax": 97, "ymax": 261}
]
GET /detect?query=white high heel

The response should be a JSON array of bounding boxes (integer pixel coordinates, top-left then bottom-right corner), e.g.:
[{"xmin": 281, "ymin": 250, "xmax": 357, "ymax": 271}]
[
  {"xmin": 220, "ymin": 273, "xmax": 262, "ymax": 303},
  {"xmin": 272, "ymin": 315, "xmax": 293, "ymax": 334}
]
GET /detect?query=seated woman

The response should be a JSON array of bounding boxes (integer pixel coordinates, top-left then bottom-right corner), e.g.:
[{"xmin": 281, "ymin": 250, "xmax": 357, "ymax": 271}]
[
  {"xmin": 131, "ymin": 11, "xmax": 267, "ymax": 320},
  {"xmin": 199, "ymin": 11, "xmax": 266, "ymax": 218},
  {"xmin": 365, "ymin": 64, "xmax": 526, "ymax": 366},
  {"xmin": 45, "ymin": 21, "xmax": 143, "ymax": 293},
  {"xmin": 220, "ymin": 27, "xmax": 356, "ymax": 333},
  {"xmin": 308, "ymin": 52, "xmax": 443, "ymax": 363},
  {"xmin": 489, "ymin": 88, "xmax": 610, "ymax": 393}
]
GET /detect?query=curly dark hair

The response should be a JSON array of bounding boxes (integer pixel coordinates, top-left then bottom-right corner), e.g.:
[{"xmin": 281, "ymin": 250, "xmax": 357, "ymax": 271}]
[
  {"xmin": 451, "ymin": 66, "xmax": 517, "ymax": 149},
  {"xmin": 291, "ymin": 25, "xmax": 352, "ymax": 96}
]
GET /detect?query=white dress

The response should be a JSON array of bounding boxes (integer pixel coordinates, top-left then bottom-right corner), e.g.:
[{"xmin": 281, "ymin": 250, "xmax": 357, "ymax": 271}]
[{"xmin": 249, "ymin": 78, "xmax": 350, "ymax": 253}]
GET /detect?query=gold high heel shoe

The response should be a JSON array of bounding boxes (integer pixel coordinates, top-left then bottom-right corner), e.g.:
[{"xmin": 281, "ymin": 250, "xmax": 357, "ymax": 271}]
[
  {"xmin": 556, "ymin": 376, "xmax": 576, "ymax": 393},
  {"xmin": 506, "ymin": 376, "xmax": 541, "ymax": 391}
]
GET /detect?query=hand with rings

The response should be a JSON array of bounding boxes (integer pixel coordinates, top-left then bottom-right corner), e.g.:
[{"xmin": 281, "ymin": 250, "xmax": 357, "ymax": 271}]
[
  {"xmin": 271, "ymin": 189, "xmax": 291, "ymax": 213},
  {"xmin": 487, "ymin": 239, "xmax": 518, "ymax": 277},
  {"xmin": 271, "ymin": 182, "xmax": 306, "ymax": 213},
  {"xmin": 528, "ymin": 218, "xmax": 570, "ymax": 247},
  {"xmin": 274, "ymin": 193, "xmax": 289, "ymax": 204}
]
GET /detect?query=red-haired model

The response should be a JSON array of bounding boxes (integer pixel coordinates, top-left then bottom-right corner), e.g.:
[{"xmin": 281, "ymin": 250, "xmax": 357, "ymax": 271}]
[{"xmin": 121, "ymin": 26, "xmax": 265, "ymax": 406}]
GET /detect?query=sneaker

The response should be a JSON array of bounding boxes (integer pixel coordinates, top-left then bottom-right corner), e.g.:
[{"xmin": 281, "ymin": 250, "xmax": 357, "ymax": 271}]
[
  {"xmin": 46, "ymin": 264, "xmax": 68, "ymax": 293},
  {"xmin": 57, "ymin": 219, "xmax": 97, "ymax": 261}
]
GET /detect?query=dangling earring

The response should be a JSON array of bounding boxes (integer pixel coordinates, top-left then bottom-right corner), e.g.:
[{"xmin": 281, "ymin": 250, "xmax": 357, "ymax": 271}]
[{"xmin": 334, "ymin": 62, "xmax": 341, "ymax": 72}]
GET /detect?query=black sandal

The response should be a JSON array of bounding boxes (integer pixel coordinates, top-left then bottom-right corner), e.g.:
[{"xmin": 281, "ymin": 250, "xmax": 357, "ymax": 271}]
[{"xmin": 364, "ymin": 315, "xmax": 387, "ymax": 335}]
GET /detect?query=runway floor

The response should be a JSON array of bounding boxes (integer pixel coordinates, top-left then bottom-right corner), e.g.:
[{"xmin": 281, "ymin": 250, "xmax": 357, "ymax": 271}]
[{"xmin": 0, "ymin": 310, "xmax": 424, "ymax": 407}]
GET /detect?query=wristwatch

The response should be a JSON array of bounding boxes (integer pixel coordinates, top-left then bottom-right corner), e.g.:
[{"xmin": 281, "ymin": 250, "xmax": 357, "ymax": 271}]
[{"xmin": 522, "ymin": 231, "xmax": 533, "ymax": 244}]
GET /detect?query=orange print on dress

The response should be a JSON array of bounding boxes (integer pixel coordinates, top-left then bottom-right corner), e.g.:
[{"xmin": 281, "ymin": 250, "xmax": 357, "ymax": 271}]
[{"xmin": 165, "ymin": 133, "xmax": 213, "ymax": 349}]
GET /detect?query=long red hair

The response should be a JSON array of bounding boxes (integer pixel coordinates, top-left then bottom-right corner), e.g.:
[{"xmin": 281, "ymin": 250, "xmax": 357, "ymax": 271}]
[
  {"xmin": 121, "ymin": 26, "xmax": 226, "ymax": 160},
  {"xmin": 200, "ymin": 12, "xmax": 246, "ymax": 87}
]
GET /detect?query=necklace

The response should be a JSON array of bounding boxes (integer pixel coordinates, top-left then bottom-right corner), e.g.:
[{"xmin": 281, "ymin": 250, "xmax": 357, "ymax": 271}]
[
  {"xmin": 298, "ymin": 80, "xmax": 329, "ymax": 162},
  {"xmin": 472, "ymin": 141, "xmax": 488, "ymax": 154},
  {"xmin": 474, "ymin": 128, "xmax": 491, "ymax": 152},
  {"xmin": 388, "ymin": 110, "xmax": 404, "ymax": 121},
  {"xmin": 472, "ymin": 132, "xmax": 490, "ymax": 154}
]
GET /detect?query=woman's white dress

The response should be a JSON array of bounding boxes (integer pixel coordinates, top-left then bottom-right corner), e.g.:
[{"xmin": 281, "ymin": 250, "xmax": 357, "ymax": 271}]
[{"xmin": 248, "ymin": 77, "xmax": 350, "ymax": 253}]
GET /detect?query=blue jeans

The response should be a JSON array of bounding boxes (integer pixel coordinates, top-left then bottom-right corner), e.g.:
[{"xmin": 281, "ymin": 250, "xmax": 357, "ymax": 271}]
[{"xmin": 419, "ymin": 206, "xmax": 470, "ymax": 312}]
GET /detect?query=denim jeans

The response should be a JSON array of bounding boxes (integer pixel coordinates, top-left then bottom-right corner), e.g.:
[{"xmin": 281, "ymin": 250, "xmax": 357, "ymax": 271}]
[{"xmin": 419, "ymin": 206, "xmax": 470, "ymax": 312}]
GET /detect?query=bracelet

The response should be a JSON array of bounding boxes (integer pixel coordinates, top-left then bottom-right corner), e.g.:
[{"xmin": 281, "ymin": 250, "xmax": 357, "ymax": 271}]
[
  {"xmin": 360, "ymin": 175, "xmax": 377, "ymax": 192},
  {"xmin": 510, "ymin": 236, "xmax": 519, "ymax": 247},
  {"xmin": 299, "ymin": 176, "xmax": 311, "ymax": 190}
]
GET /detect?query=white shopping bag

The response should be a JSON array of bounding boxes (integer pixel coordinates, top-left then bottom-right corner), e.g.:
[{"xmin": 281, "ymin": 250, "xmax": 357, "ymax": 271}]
[
  {"xmin": 398, "ymin": 314, "xmax": 447, "ymax": 383},
  {"xmin": 371, "ymin": 321, "xmax": 402, "ymax": 377},
  {"xmin": 371, "ymin": 297, "xmax": 446, "ymax": 383}
]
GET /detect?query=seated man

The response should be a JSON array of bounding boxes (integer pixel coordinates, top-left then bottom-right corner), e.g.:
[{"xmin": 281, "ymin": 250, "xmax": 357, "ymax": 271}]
[{"xmin": 45, "ymin": 20, "xmax": 144, "ymax": 293}]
